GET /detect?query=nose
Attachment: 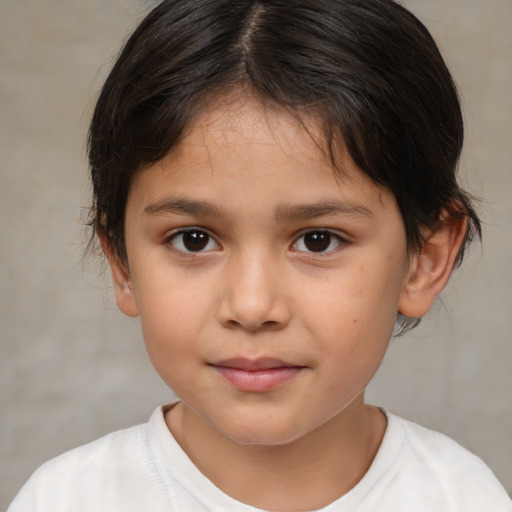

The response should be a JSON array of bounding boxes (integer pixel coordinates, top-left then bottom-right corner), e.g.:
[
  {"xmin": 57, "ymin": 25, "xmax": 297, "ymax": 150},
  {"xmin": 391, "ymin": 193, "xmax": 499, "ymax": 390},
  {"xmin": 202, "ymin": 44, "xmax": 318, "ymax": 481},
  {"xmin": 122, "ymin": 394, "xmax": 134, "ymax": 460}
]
[{"xmin": 217, "ymin": 250, "xmax": 291, "ymax": 332}]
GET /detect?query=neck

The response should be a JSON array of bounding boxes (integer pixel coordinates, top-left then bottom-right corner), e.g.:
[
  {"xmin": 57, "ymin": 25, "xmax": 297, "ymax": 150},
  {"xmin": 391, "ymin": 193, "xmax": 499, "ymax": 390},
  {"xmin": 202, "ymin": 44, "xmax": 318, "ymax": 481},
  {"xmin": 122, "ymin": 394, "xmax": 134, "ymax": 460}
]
[{"xmin": 166, "ymin": 397, "xmax": 387, "ymax": 511}]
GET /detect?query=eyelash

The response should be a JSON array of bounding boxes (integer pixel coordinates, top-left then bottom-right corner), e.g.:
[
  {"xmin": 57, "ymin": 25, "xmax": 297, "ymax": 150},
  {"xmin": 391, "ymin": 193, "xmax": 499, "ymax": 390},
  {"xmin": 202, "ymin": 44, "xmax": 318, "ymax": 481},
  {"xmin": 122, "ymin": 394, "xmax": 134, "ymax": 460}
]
[
  {"xmin": 165, "ymin": 228, "xmax": 347, "ymax": 255},
  {"xmin": 166, "ymin": 227, "xmax": 220, "ymax": 254},
  {"xmin": 292, "ymin": 230, "xmax": 346, "ymax": 255}
]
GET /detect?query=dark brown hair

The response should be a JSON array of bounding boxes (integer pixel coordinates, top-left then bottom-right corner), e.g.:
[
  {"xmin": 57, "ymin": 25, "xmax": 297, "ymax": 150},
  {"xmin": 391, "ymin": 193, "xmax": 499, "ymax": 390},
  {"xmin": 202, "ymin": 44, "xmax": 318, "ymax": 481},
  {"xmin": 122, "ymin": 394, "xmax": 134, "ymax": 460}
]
[{"xmin": 88, "ymin": 0, "xmax": 481, "ymax": 329}]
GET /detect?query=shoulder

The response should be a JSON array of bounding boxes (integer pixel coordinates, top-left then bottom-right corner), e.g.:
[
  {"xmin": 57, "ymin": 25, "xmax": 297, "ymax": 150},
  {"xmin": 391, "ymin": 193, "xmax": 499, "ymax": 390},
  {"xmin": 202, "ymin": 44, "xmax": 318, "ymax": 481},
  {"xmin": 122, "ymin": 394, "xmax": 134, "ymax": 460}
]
[
  {"xmin": 8, "ymin": 419, "xmax": 162, "ymax": 512},
  {"xmin": 385, "ymin": 412, "xmax": 512, "ymax": 510},
  {"xmin": 395, "ymin": 414, "xmax": 496, "ymax": 477},
  {"xmin": 36, "ymin": 421, "xmax": 148, "ymax": 477}
]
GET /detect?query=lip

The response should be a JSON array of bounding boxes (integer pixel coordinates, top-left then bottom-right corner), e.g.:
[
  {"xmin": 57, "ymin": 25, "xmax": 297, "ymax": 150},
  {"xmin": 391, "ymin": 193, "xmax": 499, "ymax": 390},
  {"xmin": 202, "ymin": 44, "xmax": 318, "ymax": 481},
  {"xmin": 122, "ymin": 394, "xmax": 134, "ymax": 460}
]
[{"xmin": 210, "ymin": 357, "xmax": 305, "ymax": 393}]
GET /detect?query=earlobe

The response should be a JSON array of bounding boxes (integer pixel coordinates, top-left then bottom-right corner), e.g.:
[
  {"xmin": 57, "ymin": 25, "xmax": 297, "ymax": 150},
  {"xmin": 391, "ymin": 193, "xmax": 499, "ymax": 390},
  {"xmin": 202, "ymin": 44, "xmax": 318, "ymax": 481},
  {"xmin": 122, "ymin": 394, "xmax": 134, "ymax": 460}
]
[
  {"xmin": 398, "ymin": 214, "xmax": 467, "ymax": 319},
  {"xmin": 100, "ymin": 236, "xmax": 139, "ymax": 318}
]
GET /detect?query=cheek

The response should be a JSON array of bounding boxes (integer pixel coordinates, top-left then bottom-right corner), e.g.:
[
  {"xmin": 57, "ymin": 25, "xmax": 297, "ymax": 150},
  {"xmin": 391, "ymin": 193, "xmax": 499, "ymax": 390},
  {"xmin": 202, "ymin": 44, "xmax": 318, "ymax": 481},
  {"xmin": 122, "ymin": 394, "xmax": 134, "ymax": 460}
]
[
  {"xmin": 138, "ymin": 295, "xmax": 207, "ymax": 395},
  {"xmin": 309, "ymin": 263, "xmax": 401, "ymax": 324},
  {"xmin": 134, "ymin": 275, "xmax": 213, "ymax": 364},
  {"xmin": 304, "ymin": 262, "xmax": 402, "ymax": 366}
]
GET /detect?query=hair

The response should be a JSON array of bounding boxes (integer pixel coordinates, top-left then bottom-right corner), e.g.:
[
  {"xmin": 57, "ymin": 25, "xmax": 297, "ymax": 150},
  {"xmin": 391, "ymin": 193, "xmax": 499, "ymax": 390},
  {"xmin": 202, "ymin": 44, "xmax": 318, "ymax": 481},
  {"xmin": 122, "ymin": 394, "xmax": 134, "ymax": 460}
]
[{"xmin": 88, "ymin": 0, "xmax": 481, "ymax": 331}]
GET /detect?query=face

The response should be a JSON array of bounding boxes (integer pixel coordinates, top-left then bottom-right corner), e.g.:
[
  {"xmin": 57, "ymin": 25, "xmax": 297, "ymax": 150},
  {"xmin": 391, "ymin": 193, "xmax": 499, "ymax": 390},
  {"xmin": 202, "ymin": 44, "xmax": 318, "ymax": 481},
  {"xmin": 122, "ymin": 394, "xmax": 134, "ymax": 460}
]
[{"xmin": 113, "ymin": 96, "xmax": 414, "ymax": 446}]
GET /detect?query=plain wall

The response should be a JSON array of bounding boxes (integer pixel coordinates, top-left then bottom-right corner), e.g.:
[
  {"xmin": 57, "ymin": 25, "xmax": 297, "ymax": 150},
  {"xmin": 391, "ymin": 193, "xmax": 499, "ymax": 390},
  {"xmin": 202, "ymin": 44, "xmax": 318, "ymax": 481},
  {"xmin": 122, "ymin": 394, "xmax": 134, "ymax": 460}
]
[{"xmin": 1, "ymin": 0, "xmax": 511, "ymax": 507}]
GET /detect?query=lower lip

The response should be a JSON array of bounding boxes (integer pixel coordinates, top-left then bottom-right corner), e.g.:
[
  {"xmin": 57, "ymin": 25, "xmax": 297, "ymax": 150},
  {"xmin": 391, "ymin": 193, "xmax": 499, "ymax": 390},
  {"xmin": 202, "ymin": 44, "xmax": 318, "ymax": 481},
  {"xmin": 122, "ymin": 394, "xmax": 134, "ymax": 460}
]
[{"xmin": 214, "ymin": 366, "xmax": 303, "ymax": 392}]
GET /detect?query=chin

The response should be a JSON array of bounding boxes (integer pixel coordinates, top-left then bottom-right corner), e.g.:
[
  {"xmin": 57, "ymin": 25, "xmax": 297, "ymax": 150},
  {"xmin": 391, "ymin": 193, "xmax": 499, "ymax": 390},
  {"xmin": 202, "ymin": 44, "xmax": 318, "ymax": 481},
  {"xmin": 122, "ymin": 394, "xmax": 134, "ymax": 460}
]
[{"xmin": 213, "ymin": 414, "xmax": 309, "ymax": 447}]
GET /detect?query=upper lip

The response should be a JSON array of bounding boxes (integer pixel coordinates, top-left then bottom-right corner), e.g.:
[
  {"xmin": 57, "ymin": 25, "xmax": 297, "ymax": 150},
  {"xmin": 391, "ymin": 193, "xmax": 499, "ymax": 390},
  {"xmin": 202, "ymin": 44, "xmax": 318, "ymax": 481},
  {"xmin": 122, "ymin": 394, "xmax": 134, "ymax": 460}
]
[{"xmin": 211, "ymin": 357, "xmax": 301, "ymax": 371}]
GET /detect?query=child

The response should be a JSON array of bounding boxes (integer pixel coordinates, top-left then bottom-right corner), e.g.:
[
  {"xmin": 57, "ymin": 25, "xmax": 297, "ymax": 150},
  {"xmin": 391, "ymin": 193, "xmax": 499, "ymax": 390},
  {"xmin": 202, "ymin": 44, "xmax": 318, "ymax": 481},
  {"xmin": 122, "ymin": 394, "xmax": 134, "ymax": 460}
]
[{"xmin": 8, "ymin": 0, "xmax": 511, "ymax": 510}]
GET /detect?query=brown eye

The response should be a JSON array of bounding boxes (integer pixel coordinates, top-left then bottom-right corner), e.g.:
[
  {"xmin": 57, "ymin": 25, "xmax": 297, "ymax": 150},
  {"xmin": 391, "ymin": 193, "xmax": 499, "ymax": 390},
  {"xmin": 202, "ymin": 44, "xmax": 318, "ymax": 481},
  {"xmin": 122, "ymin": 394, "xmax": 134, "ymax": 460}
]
[
  {"xmin": 169, "ymin": 229, "xmax": 219, "ymax": 253},
  {"xmin": 293, "ymin": 230, "xmax": 343, "ymax": 253}
]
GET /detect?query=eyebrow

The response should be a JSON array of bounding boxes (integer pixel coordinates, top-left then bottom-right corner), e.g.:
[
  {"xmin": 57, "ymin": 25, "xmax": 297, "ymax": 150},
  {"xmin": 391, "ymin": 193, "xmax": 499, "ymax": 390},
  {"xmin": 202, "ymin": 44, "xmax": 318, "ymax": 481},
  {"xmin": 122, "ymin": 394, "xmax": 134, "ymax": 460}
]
[
  {"xmin": 275, "ymin": 200, "xmax": 374, "ymax": 221},
  {"xmin": 144, "ymin": 197, "xmax": 374, "ymax": 221},
  {"xmin": 145, "ymin": 198, "xmax": 226, "ymax": 217}
]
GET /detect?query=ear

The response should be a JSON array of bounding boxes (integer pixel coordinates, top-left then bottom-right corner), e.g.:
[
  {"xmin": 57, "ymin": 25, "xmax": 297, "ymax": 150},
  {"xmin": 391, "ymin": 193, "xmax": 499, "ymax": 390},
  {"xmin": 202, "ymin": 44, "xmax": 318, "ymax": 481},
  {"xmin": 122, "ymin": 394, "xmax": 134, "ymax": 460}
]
[
  {"xmin": 100, "ymin": 236, "xmax": 139, "ymax": 318},
  {"xmin": 398, "ymin": 214, "xmax": 467, "ymax": 319}
]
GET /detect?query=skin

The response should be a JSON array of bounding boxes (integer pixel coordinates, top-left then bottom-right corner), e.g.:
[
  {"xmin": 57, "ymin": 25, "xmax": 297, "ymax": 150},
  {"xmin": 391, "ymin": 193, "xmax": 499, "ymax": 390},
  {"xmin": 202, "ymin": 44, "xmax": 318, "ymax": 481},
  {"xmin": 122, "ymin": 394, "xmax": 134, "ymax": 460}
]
[{"xmin": 106, "ymin": 95, "xmax": 466, "ymax": 511}]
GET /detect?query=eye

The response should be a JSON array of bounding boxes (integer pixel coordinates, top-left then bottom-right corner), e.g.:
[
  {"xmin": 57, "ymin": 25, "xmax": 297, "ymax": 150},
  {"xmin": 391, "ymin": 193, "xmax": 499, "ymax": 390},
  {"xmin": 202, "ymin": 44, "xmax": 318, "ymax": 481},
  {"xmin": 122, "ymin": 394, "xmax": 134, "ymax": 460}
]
[
  {"xmin": 168, "ymin": 228, "xmax": 220, "ymax": 253},
  {"xmin": 293, "ymin": 230, "xmax": 344, "ymax": 254}
]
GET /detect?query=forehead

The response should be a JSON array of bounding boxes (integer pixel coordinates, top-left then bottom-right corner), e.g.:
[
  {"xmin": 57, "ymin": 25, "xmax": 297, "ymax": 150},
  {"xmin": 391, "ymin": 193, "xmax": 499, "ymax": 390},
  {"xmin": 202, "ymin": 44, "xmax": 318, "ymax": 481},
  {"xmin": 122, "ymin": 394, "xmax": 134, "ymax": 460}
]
[
  {"xmin": 204, "ymin": 95, "xmax": 308, "ymax": 137},
  {"xmin": 129, "ymin": 93, "xmax": 394, "ymax": 220},
  {"xmin": 177, "ymin": 95, "xmax": 326, "ymax": 168},
  {"xmin": 145, "ymin": 94, "xmax": 352, "ymax": 186}
]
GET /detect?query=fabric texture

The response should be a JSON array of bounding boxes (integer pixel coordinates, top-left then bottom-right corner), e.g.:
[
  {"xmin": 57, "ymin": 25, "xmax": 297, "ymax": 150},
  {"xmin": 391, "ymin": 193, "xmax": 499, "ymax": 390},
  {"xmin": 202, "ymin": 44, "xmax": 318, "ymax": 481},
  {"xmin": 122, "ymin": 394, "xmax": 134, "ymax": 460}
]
[{"xmin": 8, "ymin": 404, "xmax": 512, "ymax": 511}]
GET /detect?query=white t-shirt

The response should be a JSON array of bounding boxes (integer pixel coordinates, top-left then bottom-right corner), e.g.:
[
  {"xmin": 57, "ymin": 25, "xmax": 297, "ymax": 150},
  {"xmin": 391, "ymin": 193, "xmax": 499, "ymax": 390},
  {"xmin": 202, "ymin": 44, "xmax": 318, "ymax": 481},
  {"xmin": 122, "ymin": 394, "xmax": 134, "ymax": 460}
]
[{"xmin": 8, "ymin": 404, "xmax": 512, "ymax": 511}]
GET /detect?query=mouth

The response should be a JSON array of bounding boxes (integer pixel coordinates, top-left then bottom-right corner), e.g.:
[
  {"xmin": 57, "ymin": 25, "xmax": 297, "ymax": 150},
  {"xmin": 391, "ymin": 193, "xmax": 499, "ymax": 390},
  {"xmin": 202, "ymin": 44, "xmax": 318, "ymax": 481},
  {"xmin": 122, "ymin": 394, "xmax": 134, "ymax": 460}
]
[{"xmin": 210, "ymin": 357, "xmax": 305, "ymax": 393}]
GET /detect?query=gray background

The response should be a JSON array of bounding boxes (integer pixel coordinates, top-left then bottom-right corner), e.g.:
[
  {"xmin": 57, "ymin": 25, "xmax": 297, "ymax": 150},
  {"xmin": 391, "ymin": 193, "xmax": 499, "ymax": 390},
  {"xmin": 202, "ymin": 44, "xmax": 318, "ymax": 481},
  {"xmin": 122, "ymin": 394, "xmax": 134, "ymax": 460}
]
[{"xmin": 1, "ymin": 0, "xmax": 511, "ymax": 508}]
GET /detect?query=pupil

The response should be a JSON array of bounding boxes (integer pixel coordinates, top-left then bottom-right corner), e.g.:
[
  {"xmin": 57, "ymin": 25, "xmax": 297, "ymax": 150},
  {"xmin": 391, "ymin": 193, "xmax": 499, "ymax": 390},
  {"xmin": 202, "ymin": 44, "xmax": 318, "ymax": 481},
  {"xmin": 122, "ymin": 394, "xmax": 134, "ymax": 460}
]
[
  {"xmin": 304, "ymin": 232, "xmax": 330, "ymax": 252},
  {"xmin": 183, "ymin": 231, "xmax": 209, "ymax": 251}
]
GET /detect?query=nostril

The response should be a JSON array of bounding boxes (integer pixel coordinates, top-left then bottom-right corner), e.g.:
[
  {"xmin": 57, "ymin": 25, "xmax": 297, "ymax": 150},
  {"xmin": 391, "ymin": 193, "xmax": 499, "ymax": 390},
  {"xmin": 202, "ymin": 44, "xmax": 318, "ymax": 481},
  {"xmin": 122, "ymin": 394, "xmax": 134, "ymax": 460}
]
[
  {"xmin": 261, "ymin": 320, "xmax": 281, "ymax": 330},
  {"xmin": 224, "ymin": 317, "xmax": 285, "ymax": 332}
]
